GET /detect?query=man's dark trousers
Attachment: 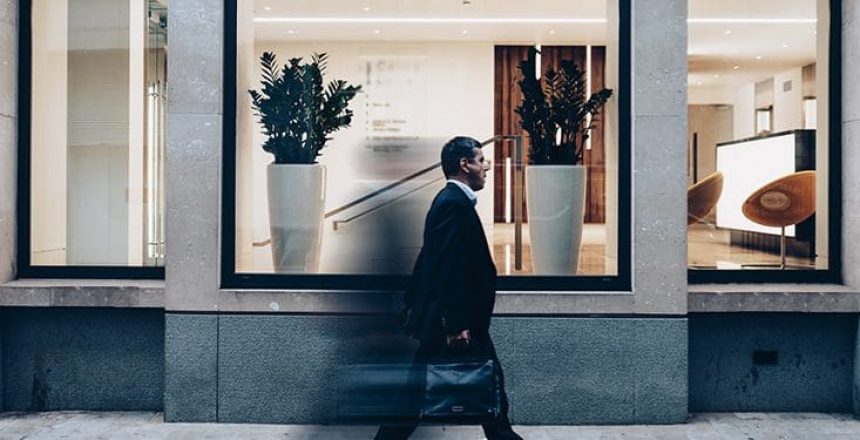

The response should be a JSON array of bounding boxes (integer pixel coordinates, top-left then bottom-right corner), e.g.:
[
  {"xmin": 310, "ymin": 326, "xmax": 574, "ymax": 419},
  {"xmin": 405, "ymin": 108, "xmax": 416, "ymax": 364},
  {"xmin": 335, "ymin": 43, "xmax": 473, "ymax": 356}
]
[{"xmin": 374, "ymin": 332, "xmax": 520, "ymax": 440}]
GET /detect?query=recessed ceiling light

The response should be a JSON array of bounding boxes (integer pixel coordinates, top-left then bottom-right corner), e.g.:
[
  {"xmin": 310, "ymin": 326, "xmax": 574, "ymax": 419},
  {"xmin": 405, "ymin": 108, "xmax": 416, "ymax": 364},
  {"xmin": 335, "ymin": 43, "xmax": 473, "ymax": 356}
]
[
  {"xmin": 287, "ymin": 29, "xmax": 295, "ymax": 34},
  {"xmin": 264, "ymin": 6, "xmax": 271, "ymax": 11},
  {"xmin": 782, "ymin": 43, "xmax": 789, "ymax": 48},
  {"xmin": 755, "ymin": 55, "xmax": 762, "ymax": 60},
  {"xmin": 462, "ymin": 29, "xmax": 469, "ymax": 35},
  {"xmin": 713, "ymin": 74, "xmax": 720, "ymax": 78},
  {"xmin": 549, "ymin": 29, "xmax": 555, "ymax": 34},
  {"xmin": 697, "ymin": 81, "xmax": 702, "ymax": 86},
  {"xmin": 724, "ymin": 30, "xmax": 732, "ymax": 35},
  {"xmin": 373, "ymin": 29, "xmax": 381, "ymax": 34},
  {"xmin": 363, "ymin": 6, "xmax": 371, "ymax": 12},
  {"xmin": 733, "ymin": 65, "xmax": 740, "ymax": 70}
]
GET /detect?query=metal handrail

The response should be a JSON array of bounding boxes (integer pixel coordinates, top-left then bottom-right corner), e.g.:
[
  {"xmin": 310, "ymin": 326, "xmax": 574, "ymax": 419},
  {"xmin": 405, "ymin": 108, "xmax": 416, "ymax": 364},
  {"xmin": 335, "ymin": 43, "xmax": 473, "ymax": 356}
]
[{"xmin": 324, "ymin": 135, "xmax": 502, "ymax": 220}]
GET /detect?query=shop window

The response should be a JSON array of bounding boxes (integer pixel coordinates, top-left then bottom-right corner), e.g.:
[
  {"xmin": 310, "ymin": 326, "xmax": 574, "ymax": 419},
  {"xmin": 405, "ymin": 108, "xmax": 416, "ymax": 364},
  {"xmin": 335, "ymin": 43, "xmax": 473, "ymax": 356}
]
[
  {"xmin": 20, "ymin": 0, "xmax": 167, "ymax": 277},
  {"xmin": 224, "ymin": 0, "xmax": 630, "ymax": 290},
  {"xmin": 687, "ymin": 0, "xmax": 839, "ymax": 282}
]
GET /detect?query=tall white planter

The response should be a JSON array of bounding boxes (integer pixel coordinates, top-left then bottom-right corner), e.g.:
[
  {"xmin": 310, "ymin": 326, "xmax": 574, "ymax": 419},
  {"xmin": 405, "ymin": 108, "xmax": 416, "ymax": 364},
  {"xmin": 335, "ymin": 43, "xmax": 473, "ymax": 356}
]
[
  {"xmin": 525, "ymin": 165, "xmax": 587, "ymax": 275},
  {"xmin": 267, "ymin": 163, "xmax": 325, "ymax": 272}
]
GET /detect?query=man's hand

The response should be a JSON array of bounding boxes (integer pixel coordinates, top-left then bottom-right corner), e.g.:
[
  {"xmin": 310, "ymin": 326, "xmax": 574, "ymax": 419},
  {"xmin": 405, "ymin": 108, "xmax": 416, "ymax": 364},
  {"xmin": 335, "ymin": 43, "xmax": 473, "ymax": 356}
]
[{"xmin": 446, "ymin": 329, "xmax": 471, "ymax": 350}]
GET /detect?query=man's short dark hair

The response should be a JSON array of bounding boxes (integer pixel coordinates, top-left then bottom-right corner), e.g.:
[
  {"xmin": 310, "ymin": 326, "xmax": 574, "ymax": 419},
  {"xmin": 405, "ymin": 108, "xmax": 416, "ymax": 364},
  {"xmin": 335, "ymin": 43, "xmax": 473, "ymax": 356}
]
[{"xmin": 441, "ymin": 136, "xmax": 481, "ymax": 178}]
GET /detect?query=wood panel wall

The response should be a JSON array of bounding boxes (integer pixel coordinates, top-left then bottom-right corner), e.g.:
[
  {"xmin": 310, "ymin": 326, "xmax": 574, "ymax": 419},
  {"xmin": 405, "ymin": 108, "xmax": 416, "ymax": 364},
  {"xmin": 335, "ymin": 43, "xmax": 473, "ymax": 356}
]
[{"xmin": 493, "ymin": 45, "xmax": 607, "ymax": 223}]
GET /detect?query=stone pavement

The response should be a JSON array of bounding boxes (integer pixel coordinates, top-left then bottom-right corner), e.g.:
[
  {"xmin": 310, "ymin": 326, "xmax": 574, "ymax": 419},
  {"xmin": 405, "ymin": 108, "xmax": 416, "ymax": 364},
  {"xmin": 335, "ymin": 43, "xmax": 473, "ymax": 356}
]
[{"xmin": 1, "ymin": 412, "xmax": 860, "ymax": 439}]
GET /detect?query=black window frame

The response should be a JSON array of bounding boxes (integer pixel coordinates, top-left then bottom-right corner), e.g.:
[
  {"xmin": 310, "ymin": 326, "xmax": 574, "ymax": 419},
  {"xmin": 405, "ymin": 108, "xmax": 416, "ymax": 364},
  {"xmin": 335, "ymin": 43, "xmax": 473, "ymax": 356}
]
[
  {"xmin": 15, "ymin": 1, "xmax": 165, "ymax": 280},
  {"xmin": 688, "ymin": 0, "xmax": 842, "ymax": 284},
  {"xmin": 221, "ymin": 0, "xmax": 632, "ymax": 291}
]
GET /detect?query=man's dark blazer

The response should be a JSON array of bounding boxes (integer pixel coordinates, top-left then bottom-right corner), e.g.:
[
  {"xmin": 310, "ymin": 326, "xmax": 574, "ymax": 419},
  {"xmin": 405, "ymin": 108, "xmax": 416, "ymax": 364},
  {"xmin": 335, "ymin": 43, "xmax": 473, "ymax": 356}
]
[{"xmin": 404, "ymin": 182, "xmax": 497, "ymax": 343}]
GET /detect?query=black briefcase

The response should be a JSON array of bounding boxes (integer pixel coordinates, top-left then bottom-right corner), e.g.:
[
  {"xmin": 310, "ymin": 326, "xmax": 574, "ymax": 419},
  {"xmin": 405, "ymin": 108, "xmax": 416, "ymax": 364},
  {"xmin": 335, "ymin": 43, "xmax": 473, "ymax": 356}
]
[{"xmin": 421, "ymin": 358, "xmax": 501, "ymax": 421}]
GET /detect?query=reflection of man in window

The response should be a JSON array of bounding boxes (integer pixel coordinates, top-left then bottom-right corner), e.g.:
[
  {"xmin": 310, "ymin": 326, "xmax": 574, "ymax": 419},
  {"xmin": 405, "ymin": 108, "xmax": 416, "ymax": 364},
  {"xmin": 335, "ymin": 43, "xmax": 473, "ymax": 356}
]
[{"xmin": 375, "ymin": 137, "xmax": 522, "ymax": 440}]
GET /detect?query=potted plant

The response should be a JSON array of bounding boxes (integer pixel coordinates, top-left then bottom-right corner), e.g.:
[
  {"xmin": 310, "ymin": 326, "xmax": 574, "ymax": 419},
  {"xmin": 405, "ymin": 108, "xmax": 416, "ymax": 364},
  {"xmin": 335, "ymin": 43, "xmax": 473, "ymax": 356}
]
[
  {"xmin": 515, "ymin": 47, "xmax": 613, "ymax": 275},
  {"xmin": 249, "ymin": 52, "xmax": 361, "ymax": 272}
]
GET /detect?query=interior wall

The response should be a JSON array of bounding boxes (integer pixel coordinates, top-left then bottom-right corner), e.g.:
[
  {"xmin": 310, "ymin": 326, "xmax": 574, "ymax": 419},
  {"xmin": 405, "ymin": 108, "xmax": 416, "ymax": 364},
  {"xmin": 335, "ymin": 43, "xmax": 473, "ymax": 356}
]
[
  {"xmin": 754, "ymin": 79, "xmax": 774, "ymax": 110},
  {"xmin": 31, "ymin": 0, "xmax": 69, "ymax": 264},
  {"xmin": 814, "ymin": 0, "xmax": 829, "ymax": 269},
  {"xmin": 773, "ymin": 67, "xmax": 804, "ymax": 132},
  {"xmin": 604, "ymin": 0, "xmax": 619, "ymax": 265},
  {"xmin": 733, "ymin": 83, "xmax": 755, "ymax": 140},
  {"xmin": 30, "ymin": 0, "xmax": 142, "ymax": 266},
  {"xmin": 66, "ymin": 48, "xmax": 129, "ymax": 264},
  {"xmin": 802, "ymin": 63, "xmax": 817, "ymax": 97},
  {"xmin": 67, "ymin": 0, "xmax": 131, "ymax": 265},
  {"xmin": 235, "ymin": 1, "xmax": 256, "ymax": 266},
  {"xmin": 689, "ymin": 87, "xmax": 734, "ymax": 105},
  {"xmin": 127, "ymin": 0, "xmax": 145, "ymax": 265},
  {"xmin": 688, "ymin": 105, "xmax": 733, "ymax": 189}
]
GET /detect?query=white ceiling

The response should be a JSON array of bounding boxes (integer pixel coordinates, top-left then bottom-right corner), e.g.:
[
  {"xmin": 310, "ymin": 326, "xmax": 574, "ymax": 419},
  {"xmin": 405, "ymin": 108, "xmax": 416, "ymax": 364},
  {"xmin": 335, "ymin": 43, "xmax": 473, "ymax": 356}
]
[
  {"xmin": 250, "ymin": 0, "xmax": 823, "ymax": 98},
  {"xmin": 250, "ymin": 0, "xmax": 609, "ymax": 45},
  {"xmin": 688, "ymin": 0, "xmax": 820, "ymax": 96}
]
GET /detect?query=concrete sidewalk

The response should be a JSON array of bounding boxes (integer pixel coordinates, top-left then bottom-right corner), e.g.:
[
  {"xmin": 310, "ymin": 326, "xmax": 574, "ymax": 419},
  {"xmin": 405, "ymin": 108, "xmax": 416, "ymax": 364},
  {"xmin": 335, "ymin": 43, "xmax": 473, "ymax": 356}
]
[{"xmin": 1, "ymin": 412, "xmax": 860, "ymax": 439}]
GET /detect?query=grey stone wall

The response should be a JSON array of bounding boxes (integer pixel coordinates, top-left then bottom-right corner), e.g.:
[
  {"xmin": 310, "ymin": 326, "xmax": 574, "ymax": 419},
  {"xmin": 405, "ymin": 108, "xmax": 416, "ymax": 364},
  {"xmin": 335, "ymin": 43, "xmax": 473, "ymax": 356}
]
[
  {"xmin": 0, "ymin": 0, "xmax": 16, "ymax": 285},
  {"xmin": 690, "ymin": 313, "xmax": 855, "ymax": 412},
  {"xmin": 631, "ymin": 0, "xmax": 688, "ymax": 314},
  {"xmin": 0, "ymin": 0, "xmax": 18, "ymax": 412},
  {"xmin": 844, "ymin": 0, "xmax": 860, "ymax": 290},
  {"xmin": 1, "ymin": 308, "xmax": 165, "ymax": 411},
  {"xmin": 164, "ymin": 0, "xmax": 222, "ymax": 312}
]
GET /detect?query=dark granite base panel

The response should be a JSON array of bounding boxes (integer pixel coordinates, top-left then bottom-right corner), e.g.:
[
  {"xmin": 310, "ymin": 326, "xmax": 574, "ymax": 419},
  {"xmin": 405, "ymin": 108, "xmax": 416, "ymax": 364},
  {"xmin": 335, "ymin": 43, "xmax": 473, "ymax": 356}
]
[
  {"xmin": 690, "ymin": 313, "xmax": 856, "ymax": 413},
  {"xmin": 164, "ymin": 314, "xmax": 218, "ymax": 422},
  {"xmin": 0, "ymin": 308, "xmax": 164, "ymax": 411},
  {"xmin": 855, "ymin": 318, "xmax": 860, "ymax": 418},
  {"xmin": 6, "ymin": 309, "xmax": 860, "ymax": 420},
  {"xmin": 211, "ymin": 315, "xmax": 688, "ymax": 425}
]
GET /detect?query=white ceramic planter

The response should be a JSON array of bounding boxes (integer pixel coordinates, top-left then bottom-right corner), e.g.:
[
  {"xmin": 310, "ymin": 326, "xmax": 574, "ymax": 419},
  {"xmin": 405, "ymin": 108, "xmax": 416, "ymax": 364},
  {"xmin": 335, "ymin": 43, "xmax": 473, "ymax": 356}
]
[
  {"xmin": 267, "ymin": 163, "xmax": 325, "ymax": 272},
  {"xmin": 525, "ymin": 165, "xmax": 587, "ymax": 275}
]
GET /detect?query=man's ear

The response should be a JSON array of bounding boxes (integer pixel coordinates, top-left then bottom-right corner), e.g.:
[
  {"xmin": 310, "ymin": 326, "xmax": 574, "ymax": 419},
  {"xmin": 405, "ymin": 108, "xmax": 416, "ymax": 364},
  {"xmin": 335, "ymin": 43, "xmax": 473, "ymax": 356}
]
[{"xmin": 460, "ymin": 158, "xmax": 470, "ymax": 174}]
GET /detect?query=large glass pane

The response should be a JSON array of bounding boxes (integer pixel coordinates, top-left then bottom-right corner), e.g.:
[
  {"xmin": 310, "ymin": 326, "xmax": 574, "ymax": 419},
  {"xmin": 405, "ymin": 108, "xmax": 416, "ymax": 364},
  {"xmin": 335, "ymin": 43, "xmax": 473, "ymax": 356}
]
[
  {"xmin": 30, "ymin": 0, "xmax": 167, "ymax": 267},
  {"xmin": 235, "ymin": 0, "xmax": 620, "ymax": 277},
  {"xmin": 687, "ymin": 0, "xmax": 830, "ymax": 271}
]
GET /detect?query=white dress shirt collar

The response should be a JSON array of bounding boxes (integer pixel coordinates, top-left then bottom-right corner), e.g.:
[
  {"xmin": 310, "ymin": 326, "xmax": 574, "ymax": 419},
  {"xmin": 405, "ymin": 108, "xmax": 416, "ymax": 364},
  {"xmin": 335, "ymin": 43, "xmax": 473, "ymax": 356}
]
[{"xmin": 447, "ymin": 179, "xmax": 478, "ymax": 204}]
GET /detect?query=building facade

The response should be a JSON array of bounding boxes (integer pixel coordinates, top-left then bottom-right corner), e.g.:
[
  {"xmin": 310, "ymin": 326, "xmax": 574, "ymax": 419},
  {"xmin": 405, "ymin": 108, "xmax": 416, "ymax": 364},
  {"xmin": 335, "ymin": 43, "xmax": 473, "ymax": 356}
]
[{"xmin": 1, "ymin": 0, "xmax": 860, "ymax": 424}]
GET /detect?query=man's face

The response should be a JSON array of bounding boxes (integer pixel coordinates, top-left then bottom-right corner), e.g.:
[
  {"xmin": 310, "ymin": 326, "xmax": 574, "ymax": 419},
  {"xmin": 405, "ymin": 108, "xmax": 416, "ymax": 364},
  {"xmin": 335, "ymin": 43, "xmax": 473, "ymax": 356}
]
[{"xmin": 463, "ymin": 148, "xmax": 489, "ymax": 191}]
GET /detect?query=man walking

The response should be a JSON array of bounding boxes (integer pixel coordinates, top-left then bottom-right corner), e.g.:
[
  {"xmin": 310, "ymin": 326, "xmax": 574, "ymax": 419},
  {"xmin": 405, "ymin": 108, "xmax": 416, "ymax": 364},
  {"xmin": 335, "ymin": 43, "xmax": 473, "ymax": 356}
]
[{"xmin": 375, "ymin": 136, "xmax": 522, "ymax": 440}]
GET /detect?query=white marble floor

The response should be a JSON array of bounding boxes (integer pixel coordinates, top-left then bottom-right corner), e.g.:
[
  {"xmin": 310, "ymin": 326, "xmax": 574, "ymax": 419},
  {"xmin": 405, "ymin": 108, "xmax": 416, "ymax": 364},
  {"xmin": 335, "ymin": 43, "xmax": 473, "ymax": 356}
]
[{"xmin": 2, "ymin": 412, "xmax": 860, "ymax": 439}]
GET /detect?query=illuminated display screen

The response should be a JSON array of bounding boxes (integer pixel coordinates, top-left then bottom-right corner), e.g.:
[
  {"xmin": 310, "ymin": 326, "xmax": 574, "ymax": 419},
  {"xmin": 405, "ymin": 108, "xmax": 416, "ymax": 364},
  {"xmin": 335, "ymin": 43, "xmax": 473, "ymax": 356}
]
[{"xmin": 716, "ymin": 133, "xmax": 797, "ymax": 237}]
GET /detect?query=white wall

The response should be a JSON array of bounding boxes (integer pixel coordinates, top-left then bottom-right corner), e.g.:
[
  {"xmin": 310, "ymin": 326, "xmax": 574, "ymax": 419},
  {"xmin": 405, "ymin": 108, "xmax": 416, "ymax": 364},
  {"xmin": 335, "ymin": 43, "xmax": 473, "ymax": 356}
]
[
  {"xmin": 128, "ymin": 0, "xmax": 145, "ymax": 265},
  {"xmin": 66, "ymin": 0, "xmax": 131, "ymax": 265},
  {"xmin": 815, "ymin": 0, "xmax": 829, "ymax": 269},
  {"xmin": 688, "ymin": 105, "xmax": 733, "ymax": 190},
  {"xmin": 733, "ymin": 83, "xmax": 755, "ymax": 140},
  {"xmin": 239, "ymin": 41, "xmax": 494, "ymax": 273},
  {"xmin": 773, "ymin": 67, "xmax": 804, "ymax": 132},
  {"xmin": 30, "ymin": 0, "xmax": 146, "ymax": 266},
  {"xmin": 31, "ymin": 0, "xmax": 68, "ymax": 265},
  {"xmin": 235, "ymin": 0, "xmax": 256, "ymax": 267},
  {"xmin": 689, "ymin": 86, "xmax": 734, "ymax": 105},
  {"xmin": 603, "ymin": 0, "xmax": 619, "ymax": 270}
]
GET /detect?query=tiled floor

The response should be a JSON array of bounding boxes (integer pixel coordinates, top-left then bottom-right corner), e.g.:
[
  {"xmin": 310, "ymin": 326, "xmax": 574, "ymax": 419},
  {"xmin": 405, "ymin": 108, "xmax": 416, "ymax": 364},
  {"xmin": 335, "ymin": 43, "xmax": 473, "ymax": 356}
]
[
  {"xmin": 2, "ymin": 412, "xmax": 860, "ymax": 439},
  {"xmin": 687, "ymin": 223, "xmax": 818, "ymax": 269}
]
